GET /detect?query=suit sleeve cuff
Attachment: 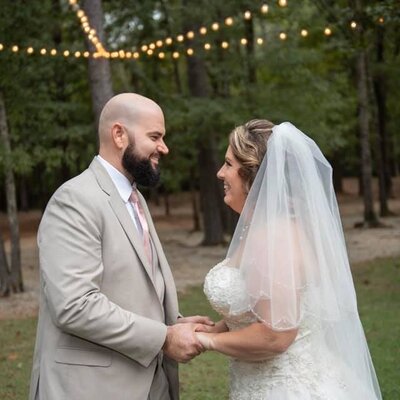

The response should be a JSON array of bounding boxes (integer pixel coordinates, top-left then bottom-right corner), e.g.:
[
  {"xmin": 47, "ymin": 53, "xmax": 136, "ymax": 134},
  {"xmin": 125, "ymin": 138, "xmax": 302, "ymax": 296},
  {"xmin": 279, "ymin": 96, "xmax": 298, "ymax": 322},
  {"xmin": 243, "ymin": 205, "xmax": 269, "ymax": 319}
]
[{"xmin": 130, "ymin": 316, "xmax": 168, "ymax": 367}]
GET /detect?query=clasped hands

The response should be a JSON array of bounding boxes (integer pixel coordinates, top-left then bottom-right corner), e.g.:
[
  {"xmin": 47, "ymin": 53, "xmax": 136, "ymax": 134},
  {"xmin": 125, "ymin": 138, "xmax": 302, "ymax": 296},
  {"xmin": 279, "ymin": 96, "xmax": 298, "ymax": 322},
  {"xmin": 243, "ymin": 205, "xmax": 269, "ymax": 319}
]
[{"xmin": 162, "ymin": 315, "xmax": 219, "ymax": 363}]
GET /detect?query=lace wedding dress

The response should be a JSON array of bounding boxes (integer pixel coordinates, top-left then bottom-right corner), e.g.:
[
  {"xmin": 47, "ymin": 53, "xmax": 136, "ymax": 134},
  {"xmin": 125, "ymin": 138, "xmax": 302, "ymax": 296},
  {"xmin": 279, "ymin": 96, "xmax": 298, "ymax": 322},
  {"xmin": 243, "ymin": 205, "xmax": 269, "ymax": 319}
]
[{"xmin": 204, "ymin": 262, "xmax": 378, "ymax": 400}]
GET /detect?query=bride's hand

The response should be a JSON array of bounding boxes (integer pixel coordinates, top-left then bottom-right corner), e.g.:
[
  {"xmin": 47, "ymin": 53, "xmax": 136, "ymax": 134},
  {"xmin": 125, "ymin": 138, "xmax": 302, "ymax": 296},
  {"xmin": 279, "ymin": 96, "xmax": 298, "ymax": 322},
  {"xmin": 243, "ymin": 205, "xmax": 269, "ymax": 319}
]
[{"xmin": 196, "ymin": 332, "xmax": 217, "ymax": 351}]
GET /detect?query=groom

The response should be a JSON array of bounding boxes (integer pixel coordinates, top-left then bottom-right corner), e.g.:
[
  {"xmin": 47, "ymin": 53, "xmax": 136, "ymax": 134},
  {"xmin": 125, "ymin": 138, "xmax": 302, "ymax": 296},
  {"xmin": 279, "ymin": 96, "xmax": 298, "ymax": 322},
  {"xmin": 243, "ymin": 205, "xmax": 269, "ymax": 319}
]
[{"xmin": 29, "ymin": 93, "xmax": 212, "ymax": 400}]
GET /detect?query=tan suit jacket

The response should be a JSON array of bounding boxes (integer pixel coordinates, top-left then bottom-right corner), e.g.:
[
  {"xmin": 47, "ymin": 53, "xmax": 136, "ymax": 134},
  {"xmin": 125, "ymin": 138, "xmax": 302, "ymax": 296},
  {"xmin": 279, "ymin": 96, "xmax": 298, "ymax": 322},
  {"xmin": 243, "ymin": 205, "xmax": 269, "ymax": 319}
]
[{"xmin": 29, "ymin": 158, "xmax": 179, "ymax": 400}]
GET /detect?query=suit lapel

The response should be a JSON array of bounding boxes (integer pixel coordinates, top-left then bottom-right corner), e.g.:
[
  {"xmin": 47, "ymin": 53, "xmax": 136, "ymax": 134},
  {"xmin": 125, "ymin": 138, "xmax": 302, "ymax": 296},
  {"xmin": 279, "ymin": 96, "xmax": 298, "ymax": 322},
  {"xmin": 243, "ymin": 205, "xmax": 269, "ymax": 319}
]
[{"xmin": 89, "ymin": 158, "xmax": 157, "ymax": 290}]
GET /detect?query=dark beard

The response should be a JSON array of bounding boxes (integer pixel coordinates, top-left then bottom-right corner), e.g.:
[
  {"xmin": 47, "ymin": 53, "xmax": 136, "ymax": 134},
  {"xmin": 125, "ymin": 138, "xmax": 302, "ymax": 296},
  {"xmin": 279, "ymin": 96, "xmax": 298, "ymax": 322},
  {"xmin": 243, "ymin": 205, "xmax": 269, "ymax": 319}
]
[{"xmin": 122, "ymin": 143, "xmax": 160, "ymax": 187}]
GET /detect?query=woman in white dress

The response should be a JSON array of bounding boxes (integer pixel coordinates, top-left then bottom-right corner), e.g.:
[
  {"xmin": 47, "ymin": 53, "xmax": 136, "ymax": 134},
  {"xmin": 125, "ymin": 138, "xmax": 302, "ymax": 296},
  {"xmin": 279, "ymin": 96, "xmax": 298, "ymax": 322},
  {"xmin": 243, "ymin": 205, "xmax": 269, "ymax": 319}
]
[{"xmin": 196, "ymin": 120, "xmax": 382, "ymax": 400}]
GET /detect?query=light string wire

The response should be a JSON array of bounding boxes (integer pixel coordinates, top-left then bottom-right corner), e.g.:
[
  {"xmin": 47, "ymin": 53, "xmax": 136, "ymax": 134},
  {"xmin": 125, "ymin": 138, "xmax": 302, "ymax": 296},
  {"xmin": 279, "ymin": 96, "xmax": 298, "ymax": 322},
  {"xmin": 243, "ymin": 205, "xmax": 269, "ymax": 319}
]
[{"xmin": 0, "ymin": 1, "xmax": 387, "ymax": 61}]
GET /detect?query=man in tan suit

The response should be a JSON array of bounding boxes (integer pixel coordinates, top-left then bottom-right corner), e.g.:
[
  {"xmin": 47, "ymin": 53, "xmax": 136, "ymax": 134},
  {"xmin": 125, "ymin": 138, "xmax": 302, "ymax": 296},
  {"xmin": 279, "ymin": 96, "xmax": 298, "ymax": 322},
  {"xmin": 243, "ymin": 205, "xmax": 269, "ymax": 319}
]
[{"xmin": 29, "ymin": 93, "xmax": 212, "ymax": 400}]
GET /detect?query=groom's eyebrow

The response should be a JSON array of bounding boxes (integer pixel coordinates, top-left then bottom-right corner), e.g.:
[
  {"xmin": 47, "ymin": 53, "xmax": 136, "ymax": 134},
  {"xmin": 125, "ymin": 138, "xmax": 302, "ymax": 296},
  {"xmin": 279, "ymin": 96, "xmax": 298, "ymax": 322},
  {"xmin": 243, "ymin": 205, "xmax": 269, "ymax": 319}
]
[{"xmin": 147, "ymin": 131, "xmax": 164, "ymax": 138}]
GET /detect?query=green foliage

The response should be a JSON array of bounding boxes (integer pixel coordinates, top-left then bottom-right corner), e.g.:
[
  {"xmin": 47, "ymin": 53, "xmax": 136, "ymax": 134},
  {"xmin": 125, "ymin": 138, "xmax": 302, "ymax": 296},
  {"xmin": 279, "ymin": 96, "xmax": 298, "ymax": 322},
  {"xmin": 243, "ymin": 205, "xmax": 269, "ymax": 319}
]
[
  {"xmin": 0, "ymin": 1, "xmax": 95, "ymax": 206},
  {"xmin": 0, "ymin": 0, "xmax": 399, "ymax": 206}
]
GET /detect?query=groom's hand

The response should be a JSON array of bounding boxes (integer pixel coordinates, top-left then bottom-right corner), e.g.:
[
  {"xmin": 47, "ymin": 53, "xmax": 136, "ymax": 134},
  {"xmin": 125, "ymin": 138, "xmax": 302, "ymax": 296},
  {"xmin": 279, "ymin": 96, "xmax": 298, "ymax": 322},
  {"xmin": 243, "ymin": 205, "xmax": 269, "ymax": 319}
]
[
  {"xmin": 177, "ymin": 315, "xmax": 215, "ymax": 327},
  {"xmin": 162, "ymin": 323, "xmax": 204, "ymax": 363}
]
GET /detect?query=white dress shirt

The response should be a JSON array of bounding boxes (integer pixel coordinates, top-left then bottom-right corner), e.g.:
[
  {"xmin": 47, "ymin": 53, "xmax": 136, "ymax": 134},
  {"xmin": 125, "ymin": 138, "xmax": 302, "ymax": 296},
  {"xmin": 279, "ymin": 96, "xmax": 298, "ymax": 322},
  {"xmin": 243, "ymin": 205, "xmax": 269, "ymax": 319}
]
[{"xmin": 96, "ymin": 155, "xmax": 140, "ymax": 232}]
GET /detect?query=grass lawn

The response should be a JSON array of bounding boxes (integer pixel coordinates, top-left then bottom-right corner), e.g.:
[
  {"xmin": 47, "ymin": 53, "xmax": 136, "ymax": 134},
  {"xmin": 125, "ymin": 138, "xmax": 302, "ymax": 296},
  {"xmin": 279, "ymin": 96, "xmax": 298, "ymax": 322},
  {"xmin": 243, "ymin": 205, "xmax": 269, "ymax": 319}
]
[{"xmin": 0, "ymin": 257, "xmax": 399, "ymax": 399}]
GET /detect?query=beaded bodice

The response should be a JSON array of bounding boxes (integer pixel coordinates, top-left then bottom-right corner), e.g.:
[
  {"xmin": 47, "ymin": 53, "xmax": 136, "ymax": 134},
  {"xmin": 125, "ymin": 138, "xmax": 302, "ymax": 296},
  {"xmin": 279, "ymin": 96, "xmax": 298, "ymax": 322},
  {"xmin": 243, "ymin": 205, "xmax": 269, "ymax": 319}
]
[{"xmin": 204, "ymin": 262, "xmax": 350, "ymax": 400}]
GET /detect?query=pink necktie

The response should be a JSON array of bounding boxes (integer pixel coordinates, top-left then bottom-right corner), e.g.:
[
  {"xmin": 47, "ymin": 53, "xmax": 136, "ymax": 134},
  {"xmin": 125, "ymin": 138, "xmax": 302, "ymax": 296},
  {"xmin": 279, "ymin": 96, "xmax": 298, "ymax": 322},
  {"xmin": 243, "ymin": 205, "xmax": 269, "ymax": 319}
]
[{"xmin": 130, "ymin": 189, "xmax": 152, "ymax": 265}]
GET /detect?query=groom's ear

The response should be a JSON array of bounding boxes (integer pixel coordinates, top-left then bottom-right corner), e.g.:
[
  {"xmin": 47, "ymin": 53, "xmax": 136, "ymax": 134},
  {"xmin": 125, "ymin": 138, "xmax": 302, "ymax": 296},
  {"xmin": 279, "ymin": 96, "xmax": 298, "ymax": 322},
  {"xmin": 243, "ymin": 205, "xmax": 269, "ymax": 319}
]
[{"xmin": 111, "ymin": 122, "xmax": 126, "ymax": 150}]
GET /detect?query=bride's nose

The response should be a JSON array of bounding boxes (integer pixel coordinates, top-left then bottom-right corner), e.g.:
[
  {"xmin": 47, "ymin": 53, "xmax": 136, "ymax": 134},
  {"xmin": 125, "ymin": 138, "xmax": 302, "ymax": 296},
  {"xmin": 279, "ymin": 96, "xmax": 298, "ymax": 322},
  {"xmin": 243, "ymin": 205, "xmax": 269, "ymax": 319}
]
[{"xmin": 217, "ymin": 165, "xmax": 225, "ymax": 180}]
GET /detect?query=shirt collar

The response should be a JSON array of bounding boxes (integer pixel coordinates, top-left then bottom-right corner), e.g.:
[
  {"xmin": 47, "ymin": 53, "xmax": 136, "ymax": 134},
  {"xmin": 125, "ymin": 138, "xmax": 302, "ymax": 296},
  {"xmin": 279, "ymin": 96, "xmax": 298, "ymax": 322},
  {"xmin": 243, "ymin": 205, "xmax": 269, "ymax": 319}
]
[{"xmin": 97, "ymin": 155, "xmax": 133, "ymax": 203}]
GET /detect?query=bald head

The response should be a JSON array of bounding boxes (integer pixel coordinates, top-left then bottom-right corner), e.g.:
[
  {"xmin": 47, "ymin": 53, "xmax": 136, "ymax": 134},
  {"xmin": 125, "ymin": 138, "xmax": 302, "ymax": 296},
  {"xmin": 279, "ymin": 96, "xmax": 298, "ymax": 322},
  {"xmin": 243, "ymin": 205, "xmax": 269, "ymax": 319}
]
[
  {"xmin": 97, "ymin": 93, "xmax": 167, "ymax": 177},
  {"xmin": 98, "ymin": 93, "xmax": 163, "ymax": 146}
]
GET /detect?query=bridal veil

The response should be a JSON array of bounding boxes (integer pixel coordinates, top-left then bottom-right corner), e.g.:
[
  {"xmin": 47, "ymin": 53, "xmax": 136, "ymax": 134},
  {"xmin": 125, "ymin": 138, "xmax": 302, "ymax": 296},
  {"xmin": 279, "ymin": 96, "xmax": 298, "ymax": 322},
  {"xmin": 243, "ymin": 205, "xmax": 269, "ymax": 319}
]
[{"xmin": 225, "ymin": 122, "xmax": 382, "ymax": 399}]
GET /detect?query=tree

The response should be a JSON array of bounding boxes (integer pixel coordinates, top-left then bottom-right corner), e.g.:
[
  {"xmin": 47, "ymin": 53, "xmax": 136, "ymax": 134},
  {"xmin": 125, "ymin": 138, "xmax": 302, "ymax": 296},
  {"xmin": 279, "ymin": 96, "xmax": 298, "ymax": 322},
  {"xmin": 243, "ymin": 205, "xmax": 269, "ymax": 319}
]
[
  {"xmin": 0, "ymin": 91, "xmax": 22, "ymax": 295},
  {"xmin": 372, "ymin": 25, "xmax": 390, "ymax": 215},
  {"xmin": 184, "ymin": 27, "xmax": 225, "ymax": 245},
  {"xmin": 83, "ymin": 0, "xmax": 114, "ymax": 131},
  {"xmin": 353, "ymin": 0, "xmax": 380, "ymax": 226}
]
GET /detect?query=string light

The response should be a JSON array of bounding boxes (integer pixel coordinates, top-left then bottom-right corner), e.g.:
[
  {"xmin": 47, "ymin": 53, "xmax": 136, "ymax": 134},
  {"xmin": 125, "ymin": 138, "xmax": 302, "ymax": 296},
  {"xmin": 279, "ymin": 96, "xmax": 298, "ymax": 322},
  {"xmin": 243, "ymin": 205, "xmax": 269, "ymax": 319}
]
[
  {"xmin": 123, "ymin": 1, "xmax": 328, "ymax": 60},
  {"xmin": 0, "ymin": 0, "xmax": 388, "ymax": 63},
  {"xmin": 124, "ymin": 2, "xmax": 384, "ymax": 62},
  {"xmin": 244, "ymin": 11, "xmax": 252, "ymax": 20},
  {"xmin": 68, "ymin": 0, "xmax": 106, "ymax": 56}
]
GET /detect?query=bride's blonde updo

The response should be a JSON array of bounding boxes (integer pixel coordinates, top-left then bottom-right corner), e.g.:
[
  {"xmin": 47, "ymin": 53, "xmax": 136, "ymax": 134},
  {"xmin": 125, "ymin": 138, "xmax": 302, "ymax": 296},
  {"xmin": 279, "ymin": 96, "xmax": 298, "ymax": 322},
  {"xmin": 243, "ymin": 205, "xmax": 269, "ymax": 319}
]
[{"xmin": 229, "ymin": 119, "xmax": 274, "ymax": 192}]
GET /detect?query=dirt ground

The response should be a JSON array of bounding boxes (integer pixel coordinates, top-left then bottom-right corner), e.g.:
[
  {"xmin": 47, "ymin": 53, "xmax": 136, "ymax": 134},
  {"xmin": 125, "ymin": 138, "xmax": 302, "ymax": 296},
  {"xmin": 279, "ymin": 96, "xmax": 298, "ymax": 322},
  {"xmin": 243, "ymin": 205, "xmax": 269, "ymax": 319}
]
[{"xmin": 0, "ymin": 177, "xmax": 399, "ymax": 320}]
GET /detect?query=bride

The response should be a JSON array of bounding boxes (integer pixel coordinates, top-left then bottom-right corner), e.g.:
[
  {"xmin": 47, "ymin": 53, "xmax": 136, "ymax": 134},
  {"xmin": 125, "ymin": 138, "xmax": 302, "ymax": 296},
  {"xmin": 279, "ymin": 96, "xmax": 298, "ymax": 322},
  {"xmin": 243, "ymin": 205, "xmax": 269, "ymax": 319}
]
[{"xmin": 196, "ymin": 120, "xmax": 382, "ymax": 399}]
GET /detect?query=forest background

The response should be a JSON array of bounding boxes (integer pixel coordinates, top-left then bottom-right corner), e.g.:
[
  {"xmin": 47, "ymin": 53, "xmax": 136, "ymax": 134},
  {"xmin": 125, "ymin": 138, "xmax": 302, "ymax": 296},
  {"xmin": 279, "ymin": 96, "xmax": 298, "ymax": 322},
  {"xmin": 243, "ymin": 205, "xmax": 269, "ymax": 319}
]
[
  {"xmin": 0, "ymin": 0, "xmax": 399, "ymax": 294},
  {"xmin": 0, "ymin": 0, "xmax": 399, "ymax": 398}
]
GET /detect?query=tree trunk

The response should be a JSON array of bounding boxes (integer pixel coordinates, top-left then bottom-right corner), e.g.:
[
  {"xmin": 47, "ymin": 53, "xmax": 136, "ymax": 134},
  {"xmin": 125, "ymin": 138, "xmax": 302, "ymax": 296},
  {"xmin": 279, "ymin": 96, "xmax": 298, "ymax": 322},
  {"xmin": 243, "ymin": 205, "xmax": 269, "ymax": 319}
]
[
  {"xmin": 197, "ymin": 143, "xmax": 225, "ymax": 245},
  {"xmin": 82, "ymin": 0, "xmax": 114, "ymax": 133},
  {"xmin": 355, "ymin": 49, "xmax": 379, "ymax": 226},
  {"xmin": 352, "ymin": 0, "xmax": 379, "ymax": 227},
  {"xmin": 190, "ymin": 169, "xmax": 200, "ymax": 232},
  {"xmin": 186, "ymin": 53, "xmax": 224, "ymax": 244},
  {"xmin": 372, "ymin": 26, "xmax": 393, "ymax": 214},
  {"xmin": 19, "ymin": 177, "xmax": 29, "ymax": 211},
  {"xmin": 331, "ymin": 152, "xmax": 344, "ymax": 193},
  {"xmin": 0, "ymin": 92, "xmax": 23, "ymax": 293},
  {"xmin": 0, "ymin": 229, "xmax": 10, "ymax": 297},
  {"xmin": 244, "ymin": 16, "xmax": 256, "ymax": 84}
]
